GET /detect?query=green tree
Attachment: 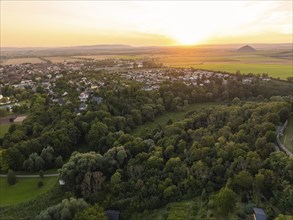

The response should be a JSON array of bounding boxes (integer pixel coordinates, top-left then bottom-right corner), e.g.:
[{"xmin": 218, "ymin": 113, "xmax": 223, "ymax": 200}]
[
  {"xmin": 7, "ymin": 169, "xmax": 16, "ymax": 185},
  {"xmin": 35, "ymin": 197, "xmax": 88, "ymax": 220},
  {"xmin": 214, "ymin": 187, "xmax": 237, "ymax": 215},
  {"xmin": 55, "ymin": 155, "xmax": 63, "ymax": 168},
  {"xmin": 234, "ymin": 170, "xmax": 253, "ymax": 191},
  {"xmin": 73, "ymin": 204, "xmax": 107, "ymax": 220}
]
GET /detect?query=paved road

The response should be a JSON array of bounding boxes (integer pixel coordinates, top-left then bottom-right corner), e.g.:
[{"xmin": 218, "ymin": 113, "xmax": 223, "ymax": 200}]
[{"xmin": 0, "ymin": 173, "xmax": 59, "ymax": 178}]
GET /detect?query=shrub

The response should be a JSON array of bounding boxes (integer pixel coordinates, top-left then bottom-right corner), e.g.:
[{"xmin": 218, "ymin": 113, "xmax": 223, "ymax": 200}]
[
  {"xmin": 7, "ymin": 169, "xmax": 16, "ymax": 185},
  {"xmin": 38, "ymin": 180, "xmax": 44, "ymax": 187}
]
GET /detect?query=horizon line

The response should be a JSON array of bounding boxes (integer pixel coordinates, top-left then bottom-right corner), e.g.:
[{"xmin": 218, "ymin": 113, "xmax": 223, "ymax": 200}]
[{"xmin": 1, "ymin": 42, "xmax": 293, "ymax": 49}]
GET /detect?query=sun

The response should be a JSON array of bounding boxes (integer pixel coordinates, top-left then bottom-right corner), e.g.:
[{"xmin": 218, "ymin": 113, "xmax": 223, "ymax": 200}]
[{"xmin": 169, "ymin": 30, "xmax": 206, "ymax": 45}]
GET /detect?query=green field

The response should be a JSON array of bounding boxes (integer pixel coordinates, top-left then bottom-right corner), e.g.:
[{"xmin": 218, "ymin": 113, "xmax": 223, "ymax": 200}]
[
  {"xmin": 132, "ymin": 102, "xmax": 221, "ymax": 137},
  {"xmin": 191, "ymin": 63, "xmax": 292, "ymax": 80},
  {"xmin": 160, "ymin": 52, "xmax": 292, "ymax": 80},
  {"xmin": 130, "ymin": 198, "xmax": 237, "ymax": 220},
  {"xmin": 0, "ymin": 123, "xmax": 11, "ymax": 138},
  {"xmin": 0, "ymin": 176, "xmax": 57, "ymax": 206},
  {"xmin": 281, "ymin": 116, "xmax": 293, "ymax": 153}
]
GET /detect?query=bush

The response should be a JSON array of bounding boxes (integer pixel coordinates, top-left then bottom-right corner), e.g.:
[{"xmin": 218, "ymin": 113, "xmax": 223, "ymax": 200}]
[
  {"xmin": 7, "ymin": 169, "xmax": 16, "ymax": 185},
  {"xmin": 38, "ymin": 181, "xmax": 44, "ymax": 187}
]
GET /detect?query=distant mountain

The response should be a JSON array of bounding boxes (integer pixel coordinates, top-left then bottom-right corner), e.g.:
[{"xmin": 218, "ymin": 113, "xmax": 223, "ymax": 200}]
[{"xmin": 237, "ymin": 45, "xmax": 256, "ymax": 52}]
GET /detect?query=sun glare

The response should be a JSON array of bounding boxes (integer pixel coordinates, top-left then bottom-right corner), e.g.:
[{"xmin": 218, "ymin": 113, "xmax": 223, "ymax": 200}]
[{"xmin": 173, "ymin": 34, "xmax": 204, "ymax": 45}]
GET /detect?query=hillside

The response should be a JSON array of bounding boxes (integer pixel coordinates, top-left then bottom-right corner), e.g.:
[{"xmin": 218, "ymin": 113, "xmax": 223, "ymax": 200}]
[{"xmin": 237, "ymin": 45, "xmax": 257, "ymax": 52}]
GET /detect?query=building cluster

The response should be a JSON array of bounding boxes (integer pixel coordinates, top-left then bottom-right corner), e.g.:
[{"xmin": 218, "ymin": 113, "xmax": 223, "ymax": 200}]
[{"xmin": 0, "ymin": 59, "xmax": 271, "ymax": 108}]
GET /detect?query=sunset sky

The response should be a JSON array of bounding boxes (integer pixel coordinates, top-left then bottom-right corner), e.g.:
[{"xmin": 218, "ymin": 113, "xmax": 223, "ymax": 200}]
[{"xmin": 1, "ymin": 1, "xmax": 292, "ymax": 47}]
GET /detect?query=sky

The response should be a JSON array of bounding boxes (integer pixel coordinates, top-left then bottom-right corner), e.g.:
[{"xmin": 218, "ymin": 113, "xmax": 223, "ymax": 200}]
[{"xmin": 1, "ymin": 0, "xmax": 292, "ymax": 47}]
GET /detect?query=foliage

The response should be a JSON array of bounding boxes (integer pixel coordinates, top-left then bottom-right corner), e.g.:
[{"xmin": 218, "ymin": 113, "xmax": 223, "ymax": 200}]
[
  {"xmin": 73, "ymin": 204, "xmax": 107, "ymax": 220},
  {"xmin": 35, "ymin": 197, "xmax": 88, "ymax": 220},
  {"xmin": 213, "ymin": 187, "xmax": 237, "ymax": 215},
  {"xmin": 7, "ymin": 169, "xmax": 16, "ymax": 185}
]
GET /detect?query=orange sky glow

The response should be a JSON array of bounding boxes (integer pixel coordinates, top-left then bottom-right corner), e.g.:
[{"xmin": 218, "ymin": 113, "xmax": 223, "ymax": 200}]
[{"xmin": 1, "ymin": 1, "xmax": 292, "ymax": 47}]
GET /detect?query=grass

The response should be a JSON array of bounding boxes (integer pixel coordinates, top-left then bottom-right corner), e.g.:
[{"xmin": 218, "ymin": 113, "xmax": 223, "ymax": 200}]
[
  {"xmin": 0, "ymin": 176, "xmax": 57, "ymax": 207},
  {"xmin": 0, "ymin": 124, "xmax": 11, "ymax": 138},
  {"xmin": 280, "ymin": 116, "xmax": 293, "ymax": 153},
  {"xmin": 130, "ymin": 198, "xmax": 237, "ymax": 220},
  {"xmin": 132, "ymin": 102, "xmax": 221, "ymax": 137},
  {"xmin": 191, "ymin": 63, "xmax": 292, "ymax": 80},
  {"xmin": 0, "ymin": 185, "xmax": 65, "ymax": 220}
]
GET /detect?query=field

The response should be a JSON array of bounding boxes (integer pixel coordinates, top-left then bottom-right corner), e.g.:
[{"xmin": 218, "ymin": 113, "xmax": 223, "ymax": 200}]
[
  {"xmin": 42, "ymin": 56, "xmax": 80, "ymax": 63},
  {"xmin": 0, "ymin": 58, "xmax": 45, "ymax": 65},
  {"xmin": 280, "ymin": 116, "xmax": 293, "ymax": 153},
  {"xmin": 73, "ymin": 54, "xmax": 149, "ymax": 60},
  {"xmin": 0, "ymin": 124, "xmax": 11, "ymax": 138},
  {"xmin": 0, "ymin": 185, "xmax": 65, "ymax": 220},
  {"xmin": 130, "ymin": 198, "xmax": 238, "ymax": 220},
  {"xmin": 159, "ymin": 52, "xmax": 292, "ymax": 80},
  {"xmin": 0, "ymin": 176, "xmax": 57, "ymax": 206},
  {"xmin": 132, "ymin": 102, "xmax": 222, "ymax": 137}
]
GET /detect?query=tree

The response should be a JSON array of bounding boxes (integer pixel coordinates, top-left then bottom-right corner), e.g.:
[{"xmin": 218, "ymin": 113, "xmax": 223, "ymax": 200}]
[
  {"xmin": 234, "ymin": 170, "xmax": 253, "ymax": 191},
  {"xmin": 73, "ymin": 204, "xmax": 107, "ymax": 220},
  {"xmin": 232, "ymin": 97, "xmax": 240, "ymax": 105},
  {"xmin": 86, "ymin": 122, "xmax": 108, "ymax": 151},
  {"xmin": 7, "ymin": 169, "xmax": 16, "ymax": 185},
  {"xmin": 35, "ymin": 197, "xmax": 88, "ymax": 220},
  {"xmin": 40, "ymin": 146, "xmax": 55, "ymax": 167},
  {"xmin": 39, "ymin": 170, "xmax": 44, "ymax": 178},
  {"xmin": 81, "ymin": 171, "xmax": 106, "ymax": 196},
  {"xmin": 214, "ymin": 187, "xmax": 237, "ymax": 215},
  {"xmin": 55, "ymin": 155, "xmax": 64, "ymax": 168},
  {"xmin": 59, "ymin": 152, "xmax": 104, "ymax": 194}
]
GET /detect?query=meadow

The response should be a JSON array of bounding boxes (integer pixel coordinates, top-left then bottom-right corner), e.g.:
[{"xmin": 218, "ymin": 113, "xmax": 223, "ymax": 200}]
[
  {"xmin": 130, "ymin": 198, "xmax": 238, "ymax": 220},
  {"xmin": 0, "ymin": 124, "xmax": 11, "ymax": 138},
  {"xmin": 0, "ymin": 176, "xmax": 57, "ymax": 206},
  {"xmin": 132, "ymin": 102, "xmax": 222, "ymax": 137}
]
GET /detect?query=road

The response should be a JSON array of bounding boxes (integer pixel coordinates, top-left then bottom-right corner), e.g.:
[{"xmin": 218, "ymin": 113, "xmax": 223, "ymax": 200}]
[{"xmin": 0, "ymin": 173, "xmax": 59, "ymax": 178}]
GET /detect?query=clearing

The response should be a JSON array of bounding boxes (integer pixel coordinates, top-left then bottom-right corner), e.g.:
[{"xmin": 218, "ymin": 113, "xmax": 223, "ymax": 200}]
[
  {"xmin": 0, "ymin": 176, "xmax": 57, "ymax": 206},
  {"xmin": 130, "ymin": 198, "xmax": 238, "ymax": 220},
  {"xmin": 0, "ymin": 123, "xmax": 11, "ymax": 138},
  {"xmin": 132, "ymin": 102, "xmax": 221, "ymax": 137}
]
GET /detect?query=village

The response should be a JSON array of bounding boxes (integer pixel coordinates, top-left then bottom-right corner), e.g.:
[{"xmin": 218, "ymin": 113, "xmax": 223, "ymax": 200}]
[{"xmin": 0, "ymin": 58, "xmax": 271, "ymax": 111}]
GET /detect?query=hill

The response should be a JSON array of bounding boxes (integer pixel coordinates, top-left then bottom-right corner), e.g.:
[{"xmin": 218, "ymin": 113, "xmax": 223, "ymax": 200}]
[{"xmin": 237, "ymin": 45, "xmax": 256, "ymax": 52}]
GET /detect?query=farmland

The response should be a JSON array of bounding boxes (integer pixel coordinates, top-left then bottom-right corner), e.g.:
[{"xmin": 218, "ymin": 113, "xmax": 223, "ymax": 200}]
[
  {"xmin": 0, "ymin": 58, "xmax": 45, "ymax": 65},
  {"xmin": 42, "ymin": 56, "xmax": 80, "ymax": 63},
  {"xmin": 159, "ymin": 52, "xmax": 292, "ymax": 80},
  {"xmin": 0, "ymin": 48, "xmax": 291, "ymax": 80}
]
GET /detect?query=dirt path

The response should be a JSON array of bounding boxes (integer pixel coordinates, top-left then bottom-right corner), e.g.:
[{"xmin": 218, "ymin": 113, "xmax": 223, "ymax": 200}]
[{"xmin": 0, "ymin": 173, "xmax": 59, "ymax": 178}]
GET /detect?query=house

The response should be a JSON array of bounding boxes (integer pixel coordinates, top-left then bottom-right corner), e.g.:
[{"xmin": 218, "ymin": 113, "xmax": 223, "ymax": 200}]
[
  {"xmin": 91, "ymin": 96, "xmax": 103, "ymax": 104},
  {"xmin": 59, "ymin": 179, "xmax": 65, "ymax": 186},
  {"xmin": 79, "ymin": 103, "xmax": 87, "ymax": 111},
  {"xmin": 242, "ymin": 78, "xmax": 252, "ymax": 84},
  {"xmin": 106, "ymin": 210, "xmax": 120, "ymax": 220},
  {"xmin": 253, "ymin": 208, "xmax": 266, "ymax": 220},
  {"xmin": 79, "ymin": 92, "xmax": 89, "ymax": 102}
]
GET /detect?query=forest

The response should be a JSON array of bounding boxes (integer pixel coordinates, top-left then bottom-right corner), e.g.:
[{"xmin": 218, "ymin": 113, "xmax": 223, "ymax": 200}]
[{"xmin": 0, "ymin": 70, "xmax": 292, "ymax": 219}]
